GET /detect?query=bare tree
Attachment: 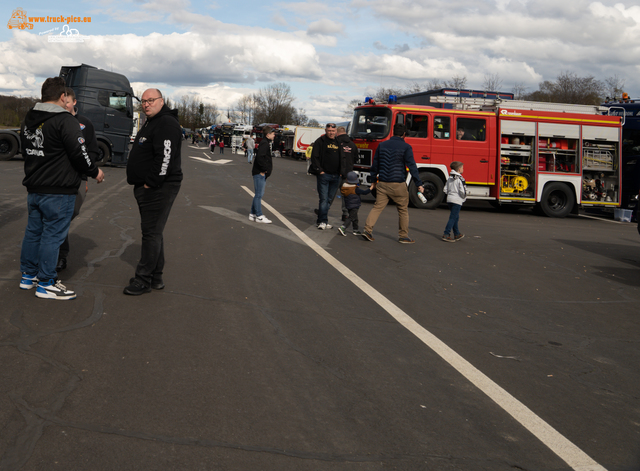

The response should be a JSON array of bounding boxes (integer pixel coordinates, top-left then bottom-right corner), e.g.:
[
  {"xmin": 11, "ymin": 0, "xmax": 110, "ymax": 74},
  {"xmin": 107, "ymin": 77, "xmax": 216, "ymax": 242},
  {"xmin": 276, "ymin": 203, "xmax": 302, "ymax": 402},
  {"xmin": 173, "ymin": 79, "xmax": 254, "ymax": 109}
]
[
  {"xmin": 234, "ymin": 94, "xmax": 257, "ymax": 124},
  {"xmin": 512, "ymin": 82, "xmax": 528, "ymax": 100},
  {"xmin": 427, "ymin": 78, "xmax": 443, "ymax": 90},
  {"xmin": 443, "ymin": 75, "xmax": 467, "ymax": 89},
  {"xmin": 525, "ymin": 72, "xmax": 604, "ymax": 105},
  {"xmin": 406, "ymin": 81, "xmax": 424, "ymax": 94},
  {"xmin": 604, "ymin": 75, "xmax": 625, "ymax": 100},
  {"xmin": 483, "ymin": 73, "xmax": 503, "ymax": 92},
  {"xmin": 307, "ymin": 118, "xmax": 320, "ymax": 127},
  {"xmin": 342, "ymin": 98, "xmax": 361, "ymax": 119},
  {"xmin": 253, "ymin": 82, "xmax": 296, "ymax": 124}
]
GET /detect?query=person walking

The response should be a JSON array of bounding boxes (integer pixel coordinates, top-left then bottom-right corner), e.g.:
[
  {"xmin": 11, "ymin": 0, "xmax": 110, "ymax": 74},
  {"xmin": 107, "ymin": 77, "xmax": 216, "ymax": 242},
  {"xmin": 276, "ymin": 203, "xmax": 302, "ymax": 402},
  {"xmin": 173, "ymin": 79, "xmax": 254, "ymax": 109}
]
[
  {"xmin": 249, "ymin": 126, "xmax": 274, "ymax": 224},
  {"xmin": 124, "ymin": 89, "xmax": 183, "ymax": 295},
  {"xmin": 309, "ymin": 123, "xmax": 344, "ymax": 230},
  {"xmin": 337, "ymin": 171, "xmax": 370, "ymax": 236},
  {"xmin": 361, "ymin": 124, "xmax": 424, "ymax": 244},
  {"xmin": 442, "ymin": 161, "xmax": 467, "ymax": 242},
  {"xmin": 19, "ymin": 76, "xmax": 104, "ymax": 300},
  {"xmin": 245, "ymin": 135, "xmax": 255, "ymax": 164}
]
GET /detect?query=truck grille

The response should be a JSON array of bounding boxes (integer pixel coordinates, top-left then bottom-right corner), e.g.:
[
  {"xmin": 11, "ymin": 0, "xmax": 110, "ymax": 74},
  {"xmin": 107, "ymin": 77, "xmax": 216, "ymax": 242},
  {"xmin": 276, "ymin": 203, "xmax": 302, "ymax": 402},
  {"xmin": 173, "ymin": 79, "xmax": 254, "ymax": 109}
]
[{"xmin": 355, "ymin": 149, "xmax": 372, "ymax": 167}]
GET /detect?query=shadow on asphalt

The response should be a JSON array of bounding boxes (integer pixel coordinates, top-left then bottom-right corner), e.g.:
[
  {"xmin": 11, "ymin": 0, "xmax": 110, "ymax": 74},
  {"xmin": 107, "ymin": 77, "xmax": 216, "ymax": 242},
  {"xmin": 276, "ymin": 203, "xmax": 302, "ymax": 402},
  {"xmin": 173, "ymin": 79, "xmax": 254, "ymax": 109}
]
[{"xmin": 556, "ymin": 238, "xmax": 640, "ymax": 287}]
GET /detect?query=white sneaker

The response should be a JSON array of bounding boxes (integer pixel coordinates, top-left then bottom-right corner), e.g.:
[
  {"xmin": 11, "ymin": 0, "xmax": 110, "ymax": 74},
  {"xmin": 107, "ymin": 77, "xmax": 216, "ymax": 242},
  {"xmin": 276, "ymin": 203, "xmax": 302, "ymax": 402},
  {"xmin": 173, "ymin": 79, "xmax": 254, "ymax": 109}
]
[
  {"xmin": 35, "ymin": 279, "xmax": 76, "ymax": 300},
  {"xmin": 249, "ymin": 214, "xmax": 256, "ymax": 222},
  {"xmin": 255, "ymin": 215, "xmax": 272, "ymax": 224},
  {"xmin": 317, "ymin": 222, "xmax": 326, "ymax": 230}
]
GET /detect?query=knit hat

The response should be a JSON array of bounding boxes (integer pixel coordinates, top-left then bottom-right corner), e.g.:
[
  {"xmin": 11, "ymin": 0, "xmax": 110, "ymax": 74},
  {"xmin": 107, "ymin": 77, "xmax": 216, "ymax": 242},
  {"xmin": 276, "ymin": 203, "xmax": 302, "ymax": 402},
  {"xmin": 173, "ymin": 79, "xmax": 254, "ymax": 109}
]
[{"xmin": 346, "ymin": 171, "xmax": 359, "ymax": 184}]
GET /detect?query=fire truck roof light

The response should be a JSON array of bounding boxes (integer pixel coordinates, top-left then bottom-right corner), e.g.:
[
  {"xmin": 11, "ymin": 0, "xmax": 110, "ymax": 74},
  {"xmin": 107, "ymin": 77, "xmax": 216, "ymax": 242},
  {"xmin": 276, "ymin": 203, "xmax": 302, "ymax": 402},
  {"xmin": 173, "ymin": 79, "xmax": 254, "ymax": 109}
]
[
  {"xmin": 388, "ymin": 95, "xmax": 397, "ymax": 104},
  {"xmin": 365, "ymin": 96, "xmax": 372, "ymax": 104}
]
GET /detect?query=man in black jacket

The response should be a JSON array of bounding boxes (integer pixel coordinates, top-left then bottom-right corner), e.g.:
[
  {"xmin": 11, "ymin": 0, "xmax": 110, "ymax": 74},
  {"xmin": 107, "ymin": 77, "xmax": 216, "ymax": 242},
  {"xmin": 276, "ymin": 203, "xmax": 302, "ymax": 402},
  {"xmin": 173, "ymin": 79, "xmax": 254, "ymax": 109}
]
[
  {"xmin": 124, "ymin": 89, "xmax": 183, "ymax": 295},
  {"xmin": 336, "ymin": 126, "xmax": 357, "ymax": 221},
  {"xmin": 56, "ymin": 87, "xmax": 100, "ymax": 272},
  {"xmin": 19, "ymin": 76, "xmax": 104, "ymax": 300},
  {"xmin": 309, "ymin": 123, "xmax": 344, "ymax": 229}
]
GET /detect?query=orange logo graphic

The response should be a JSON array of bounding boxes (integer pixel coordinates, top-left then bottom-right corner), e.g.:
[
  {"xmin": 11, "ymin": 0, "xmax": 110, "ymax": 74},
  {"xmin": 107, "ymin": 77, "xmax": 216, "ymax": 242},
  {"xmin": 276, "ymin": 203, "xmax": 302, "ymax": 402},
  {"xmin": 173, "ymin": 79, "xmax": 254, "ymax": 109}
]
[{"xmin": 7, "ymin": 8, "xmax": 33, "ymax": 30}]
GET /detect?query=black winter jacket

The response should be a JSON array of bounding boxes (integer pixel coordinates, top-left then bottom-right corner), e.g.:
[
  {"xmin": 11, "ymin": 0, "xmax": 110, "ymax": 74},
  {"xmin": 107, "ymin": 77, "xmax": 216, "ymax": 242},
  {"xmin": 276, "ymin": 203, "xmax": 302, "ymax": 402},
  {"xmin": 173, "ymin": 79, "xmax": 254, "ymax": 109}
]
[
  {"xmin": 127, "ymin": 105, "xmax": 183, "ymax": 188},
  {"xmin": 309, "ymin": 134, "xmax": 343, "ymax": 176},
  {"xmin": 336, "ymin": 134, "xmax": 357, "ymax": 175},
  {"xmin": 252, "ymin": 137, "xmax": 273, "ymax": 178},
  {"xmin": 370, "ymin": 136, "xmax": 423, "ymax": 187},
  {"xmin": 21, "ymin": 102, "xmax": 99, "ymax": 194}
]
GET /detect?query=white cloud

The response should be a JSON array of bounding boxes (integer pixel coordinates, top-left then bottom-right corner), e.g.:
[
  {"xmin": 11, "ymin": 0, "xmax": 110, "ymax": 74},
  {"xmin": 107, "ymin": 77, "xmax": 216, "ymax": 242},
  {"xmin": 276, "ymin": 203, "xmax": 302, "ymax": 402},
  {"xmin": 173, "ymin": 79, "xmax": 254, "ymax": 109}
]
[{"xmin": 306, "ymin": 18, "xmax": 344, "ymax": 36}]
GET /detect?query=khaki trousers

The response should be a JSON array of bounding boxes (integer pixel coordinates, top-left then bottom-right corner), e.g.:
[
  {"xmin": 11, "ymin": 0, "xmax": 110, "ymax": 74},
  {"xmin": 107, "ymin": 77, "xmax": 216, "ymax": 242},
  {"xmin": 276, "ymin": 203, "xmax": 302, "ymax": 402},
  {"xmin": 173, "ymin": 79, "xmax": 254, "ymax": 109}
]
[{"xmin": 364, "ymin": 181, "xmax": 410, "ymax": 238}]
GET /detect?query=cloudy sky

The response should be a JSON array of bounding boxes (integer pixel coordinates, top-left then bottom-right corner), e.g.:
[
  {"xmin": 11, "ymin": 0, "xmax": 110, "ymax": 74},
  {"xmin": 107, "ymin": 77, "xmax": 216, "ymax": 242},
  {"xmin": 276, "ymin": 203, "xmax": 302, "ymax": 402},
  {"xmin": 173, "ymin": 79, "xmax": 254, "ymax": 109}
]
[{"xmin": 2, "ymin": 0, "xmax": 640, "ymax": 124}]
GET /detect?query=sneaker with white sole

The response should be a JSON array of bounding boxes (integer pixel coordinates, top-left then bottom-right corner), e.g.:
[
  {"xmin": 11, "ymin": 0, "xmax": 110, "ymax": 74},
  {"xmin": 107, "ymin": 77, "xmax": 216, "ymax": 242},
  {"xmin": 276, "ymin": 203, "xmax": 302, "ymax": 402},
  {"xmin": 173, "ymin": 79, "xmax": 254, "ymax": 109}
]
[
  {"xmin": 20, "ymin": 273, "xmax": 38, "ymax": 290},
  {"xmin": 338, "ymin": 225, "xmax": 347, "ymax": 236},
  {"xmin": 35, "ymin": 279, "xmax": 76, "ymax": 300},
  {"xmin": 249, "ymin": 214, "xmax": 256, "ymax": 222},
  {"xmin": 317, "ymin": 222, "xmax": 332, "ymax": 230},
  {"xmin": 255, "ymin": 215, "xmax": 272, "ymax": 224}
]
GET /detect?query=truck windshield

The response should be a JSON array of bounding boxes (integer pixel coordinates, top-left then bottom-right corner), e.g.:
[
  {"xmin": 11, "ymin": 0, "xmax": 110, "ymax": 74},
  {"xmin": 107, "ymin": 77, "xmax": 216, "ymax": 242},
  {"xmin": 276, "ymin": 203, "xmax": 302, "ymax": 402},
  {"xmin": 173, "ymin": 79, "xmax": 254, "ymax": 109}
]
[{"xmin": 350, "ymin": 107, "xmax": 392, "ymax": 140}]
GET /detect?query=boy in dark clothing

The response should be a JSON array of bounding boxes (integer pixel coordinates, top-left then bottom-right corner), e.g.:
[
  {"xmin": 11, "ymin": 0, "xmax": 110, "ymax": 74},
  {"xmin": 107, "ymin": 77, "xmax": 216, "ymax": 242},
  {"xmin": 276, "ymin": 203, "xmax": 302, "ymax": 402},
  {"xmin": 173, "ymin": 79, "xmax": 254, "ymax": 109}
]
[{"xmin": 338, "ymin": 172, "xmax": 370, "ymax": 236}]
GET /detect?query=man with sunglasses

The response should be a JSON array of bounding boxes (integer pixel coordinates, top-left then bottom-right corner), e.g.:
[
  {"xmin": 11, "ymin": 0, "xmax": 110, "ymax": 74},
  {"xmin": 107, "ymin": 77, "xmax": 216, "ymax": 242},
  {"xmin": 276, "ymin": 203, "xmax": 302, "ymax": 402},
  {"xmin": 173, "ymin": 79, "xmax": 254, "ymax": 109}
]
[
  {"xmin": 309, "ymin": 122, "xmax": 345, "ymax": 229},
  {"xmin": 124, "ymin": 89, "xmax": 183, "ymax": 295}
]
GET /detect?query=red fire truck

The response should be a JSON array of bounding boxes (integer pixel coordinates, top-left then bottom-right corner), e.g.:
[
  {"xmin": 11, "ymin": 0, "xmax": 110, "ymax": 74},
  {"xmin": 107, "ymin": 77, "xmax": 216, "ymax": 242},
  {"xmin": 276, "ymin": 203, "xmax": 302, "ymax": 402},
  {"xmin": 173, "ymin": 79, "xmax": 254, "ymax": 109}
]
[{"xmin": 350, "ymin": 96, "xmax": 623, "ymax": 217}]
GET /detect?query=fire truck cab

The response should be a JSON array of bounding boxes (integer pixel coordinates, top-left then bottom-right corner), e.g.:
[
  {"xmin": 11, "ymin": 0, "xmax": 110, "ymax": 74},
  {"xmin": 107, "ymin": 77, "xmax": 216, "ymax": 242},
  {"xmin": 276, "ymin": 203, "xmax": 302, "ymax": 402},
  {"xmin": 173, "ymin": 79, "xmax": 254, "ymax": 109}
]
[{"xmin": 350, "ymin": 97, "xmax": 622, "ymax": 218}]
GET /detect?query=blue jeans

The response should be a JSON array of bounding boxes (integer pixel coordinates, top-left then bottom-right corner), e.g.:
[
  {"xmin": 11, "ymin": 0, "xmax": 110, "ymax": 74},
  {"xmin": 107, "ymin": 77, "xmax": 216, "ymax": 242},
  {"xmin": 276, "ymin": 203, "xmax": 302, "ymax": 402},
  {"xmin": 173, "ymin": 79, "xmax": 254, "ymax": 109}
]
[
  {"xmin": 316, "ymin": 173, "xmax": 341, "ymax": 224},
  {"xmin": 247, "ymin": 148, "xmax": 254, "ymax": 163},
  {"xmin": 20, "ymin": 193, "xmax": 76, "ymax": 281},
  {"xmin": 251, "ymin": 174, "xmax": 266, "ymax": 217},
  {"xmin": 444, "ymin": 203, "xmax": 462, "ymax": 236}
]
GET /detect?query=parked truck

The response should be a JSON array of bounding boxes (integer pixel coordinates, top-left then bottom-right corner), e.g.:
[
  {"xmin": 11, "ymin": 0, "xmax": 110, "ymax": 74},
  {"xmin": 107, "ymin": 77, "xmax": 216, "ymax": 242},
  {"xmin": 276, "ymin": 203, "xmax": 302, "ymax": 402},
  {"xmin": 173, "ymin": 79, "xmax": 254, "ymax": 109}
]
[
  {"xmin": 60, "ymin": 64, "xmax": 135, "ymax": 166},
  {"xmin": 350, "ymin": 95, "xmax": 623, "ymax": 218},
  {"xmin": 0, "ymin": 64, "xmax": 135, "ymax": 165},
  {"xmin": 292, "ymin": 125, "xmax": 325, "ymax": 159}
]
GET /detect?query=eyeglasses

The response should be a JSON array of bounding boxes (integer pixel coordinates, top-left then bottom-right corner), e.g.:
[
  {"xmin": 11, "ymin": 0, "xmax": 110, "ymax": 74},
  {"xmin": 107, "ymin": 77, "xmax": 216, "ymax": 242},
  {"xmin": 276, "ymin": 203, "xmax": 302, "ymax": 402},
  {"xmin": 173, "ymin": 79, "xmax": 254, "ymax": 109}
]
[
  {"xmin": 326, "ymin": 123, "xmax": 336, "ymax": 129},
  {"xmin": 141, "ymin": 97, "xmax": 162, "ymax": 105}
]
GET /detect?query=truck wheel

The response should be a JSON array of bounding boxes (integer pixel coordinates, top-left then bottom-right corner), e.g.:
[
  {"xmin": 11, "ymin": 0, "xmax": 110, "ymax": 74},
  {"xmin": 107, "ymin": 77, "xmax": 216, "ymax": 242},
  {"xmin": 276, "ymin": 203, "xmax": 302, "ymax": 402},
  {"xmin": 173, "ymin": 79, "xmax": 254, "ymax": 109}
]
[
  {"xmin": 409, "ymin": 172, "xmax": 444, "ymax": 209},
  {"xmin": 0, "ymin": 134, "xmax": 19, "ymax": 161},
  {"xmin": 96, "ymin": 141, "xmax": 111, "ymax": 166},
  {"xmin": 539, "ymin": 182, "xmax": 574, "ymax": 218}
]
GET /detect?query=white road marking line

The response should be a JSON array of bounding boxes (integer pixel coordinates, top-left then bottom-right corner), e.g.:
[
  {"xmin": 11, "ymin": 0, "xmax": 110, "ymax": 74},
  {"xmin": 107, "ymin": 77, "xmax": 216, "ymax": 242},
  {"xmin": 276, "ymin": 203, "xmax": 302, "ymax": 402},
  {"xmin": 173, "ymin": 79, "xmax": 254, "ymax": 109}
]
[
  {"xmin": 577, "ymin": 214, "xmax": 628, "ymax": 224},
  {"xmin": 202, "ymin": 152, "xmax": 212, "ymax": 160},
  {"xmin": 240, "ymin": 185, "xmax": 607, "ymax": 471},
  {"xmin": 189, "ymin": 156, "xmax": 233, "ymax": 165}
]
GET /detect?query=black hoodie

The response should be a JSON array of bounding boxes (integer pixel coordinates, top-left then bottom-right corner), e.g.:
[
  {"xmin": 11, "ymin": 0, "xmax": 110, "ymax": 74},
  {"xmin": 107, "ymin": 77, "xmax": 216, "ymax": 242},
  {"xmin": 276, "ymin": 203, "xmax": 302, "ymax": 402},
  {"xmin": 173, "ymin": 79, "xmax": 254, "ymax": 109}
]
[
  {"xmin": 21, "ymin": 102, "xmax": 99, "ymax": 194},
  {"xmin": 126, "ymin": 105, "xmax": 183, "ymax": 188}
]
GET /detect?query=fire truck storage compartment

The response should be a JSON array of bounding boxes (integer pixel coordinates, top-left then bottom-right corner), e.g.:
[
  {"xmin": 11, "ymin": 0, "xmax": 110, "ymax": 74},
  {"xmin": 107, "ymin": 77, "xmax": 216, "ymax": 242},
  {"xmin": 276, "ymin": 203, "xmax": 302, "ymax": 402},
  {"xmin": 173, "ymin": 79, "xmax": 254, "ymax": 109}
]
[
  {"xmin": 538, "ymin": 123, "xmax": 579, "ymax": 174},
  {"xmin": 499, "ymin": 120, "xmax": 535, "ymax": 198},
  {"xmin": 582, "ymin": 125, "xmax": 619, "ymax": 204}
]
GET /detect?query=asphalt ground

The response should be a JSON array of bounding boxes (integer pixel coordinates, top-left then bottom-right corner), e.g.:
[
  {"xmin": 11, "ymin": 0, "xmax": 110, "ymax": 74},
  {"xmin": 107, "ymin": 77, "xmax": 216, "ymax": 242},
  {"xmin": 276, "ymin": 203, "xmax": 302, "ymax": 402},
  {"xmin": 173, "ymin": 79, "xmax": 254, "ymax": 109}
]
[{"xmin": 1, "ymin": 141, "xmax": 639, "ymax": 471}]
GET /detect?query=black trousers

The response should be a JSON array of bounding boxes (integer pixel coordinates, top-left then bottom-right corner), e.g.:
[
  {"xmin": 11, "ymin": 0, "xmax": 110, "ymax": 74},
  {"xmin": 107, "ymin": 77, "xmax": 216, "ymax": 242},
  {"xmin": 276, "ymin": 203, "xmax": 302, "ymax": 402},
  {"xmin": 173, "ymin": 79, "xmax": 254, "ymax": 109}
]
[
  {"xmin": 59, "ymin": 184, "xmax": 87, "ymax": 259},
  {"xmin": 343, "ymin": 207, "xmax": 359, "ymax": 230},
  {"xmin": 133, "ymin": 182, "xmax": 181, "ymax": 286}
]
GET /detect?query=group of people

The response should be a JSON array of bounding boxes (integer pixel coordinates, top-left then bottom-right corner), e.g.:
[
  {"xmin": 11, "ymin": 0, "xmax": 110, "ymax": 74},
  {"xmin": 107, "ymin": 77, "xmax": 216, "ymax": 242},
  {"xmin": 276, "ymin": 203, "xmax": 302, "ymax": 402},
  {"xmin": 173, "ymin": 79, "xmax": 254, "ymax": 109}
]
[
  {"xmin": 248, "ymin": 121, "xmax": 468, "ymax": 245},
  {"xmin": 19, "ymin": 78, "xmax": 182, "ymax": 300},
  {"xmin": 18, "ymin": 78, "xmax": 466, "ymax": 301}
]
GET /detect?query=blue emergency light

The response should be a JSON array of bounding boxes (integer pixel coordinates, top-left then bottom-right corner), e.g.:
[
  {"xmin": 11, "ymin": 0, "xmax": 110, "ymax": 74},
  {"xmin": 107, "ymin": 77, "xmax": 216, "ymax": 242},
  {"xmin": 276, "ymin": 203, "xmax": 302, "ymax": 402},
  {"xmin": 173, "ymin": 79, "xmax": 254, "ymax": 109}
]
[
  {"xmin": 365, "ymin": 96, "xmax": 372, "ymax": 104},
  {"xmin": 388, "ymin": 95, "xmax": 397, "ymax": 104}
]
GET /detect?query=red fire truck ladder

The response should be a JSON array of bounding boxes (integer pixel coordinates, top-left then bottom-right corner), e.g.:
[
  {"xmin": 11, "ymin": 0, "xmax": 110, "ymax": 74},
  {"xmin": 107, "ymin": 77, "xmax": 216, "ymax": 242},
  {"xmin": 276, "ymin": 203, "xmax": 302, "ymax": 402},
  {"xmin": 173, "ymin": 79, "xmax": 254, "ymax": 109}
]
[{"xmin": 429, "ymin": 96, "xmax": 611, "ymax": 116}]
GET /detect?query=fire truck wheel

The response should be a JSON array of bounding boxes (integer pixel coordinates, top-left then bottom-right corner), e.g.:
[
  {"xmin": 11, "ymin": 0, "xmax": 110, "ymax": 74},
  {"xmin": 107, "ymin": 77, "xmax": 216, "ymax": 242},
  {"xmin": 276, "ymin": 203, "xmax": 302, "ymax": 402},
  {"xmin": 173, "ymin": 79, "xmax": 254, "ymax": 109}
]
[
  {"xmin": 540, "ymin": 182, "xmax": 575, "ymax": 218},
  {"xmin": 96, "ymin": 141, "xmax": 111, "ymax": 166},
  {"xmin": 0, "ymin": 134, "xmax": 19, "ymax": 161},
  {"xmin": 409, "ymin": 173, "xmax": 443, "ymax": 209}
]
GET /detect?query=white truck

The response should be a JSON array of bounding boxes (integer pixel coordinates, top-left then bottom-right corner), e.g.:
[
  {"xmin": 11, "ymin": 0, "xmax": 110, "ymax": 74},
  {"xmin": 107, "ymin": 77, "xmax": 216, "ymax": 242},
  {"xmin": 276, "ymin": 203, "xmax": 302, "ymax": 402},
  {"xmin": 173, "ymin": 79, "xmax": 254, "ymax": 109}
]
[{"xmin": 292, "ymin": 126, "xmax": 325, "ymax": 159}]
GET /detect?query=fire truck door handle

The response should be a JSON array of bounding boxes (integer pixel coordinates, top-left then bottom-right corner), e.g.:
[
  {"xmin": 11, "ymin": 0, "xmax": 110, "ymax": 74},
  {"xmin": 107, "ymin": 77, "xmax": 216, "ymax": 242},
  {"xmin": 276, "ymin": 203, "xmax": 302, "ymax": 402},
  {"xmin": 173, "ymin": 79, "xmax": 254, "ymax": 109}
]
[
  {"xmin": 421, "ymin": 155, "xmax": 430, "ymax": 160},
  {"xmin": 480, "ymin": 159, "xmax": 489, "ymax": 163}
]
